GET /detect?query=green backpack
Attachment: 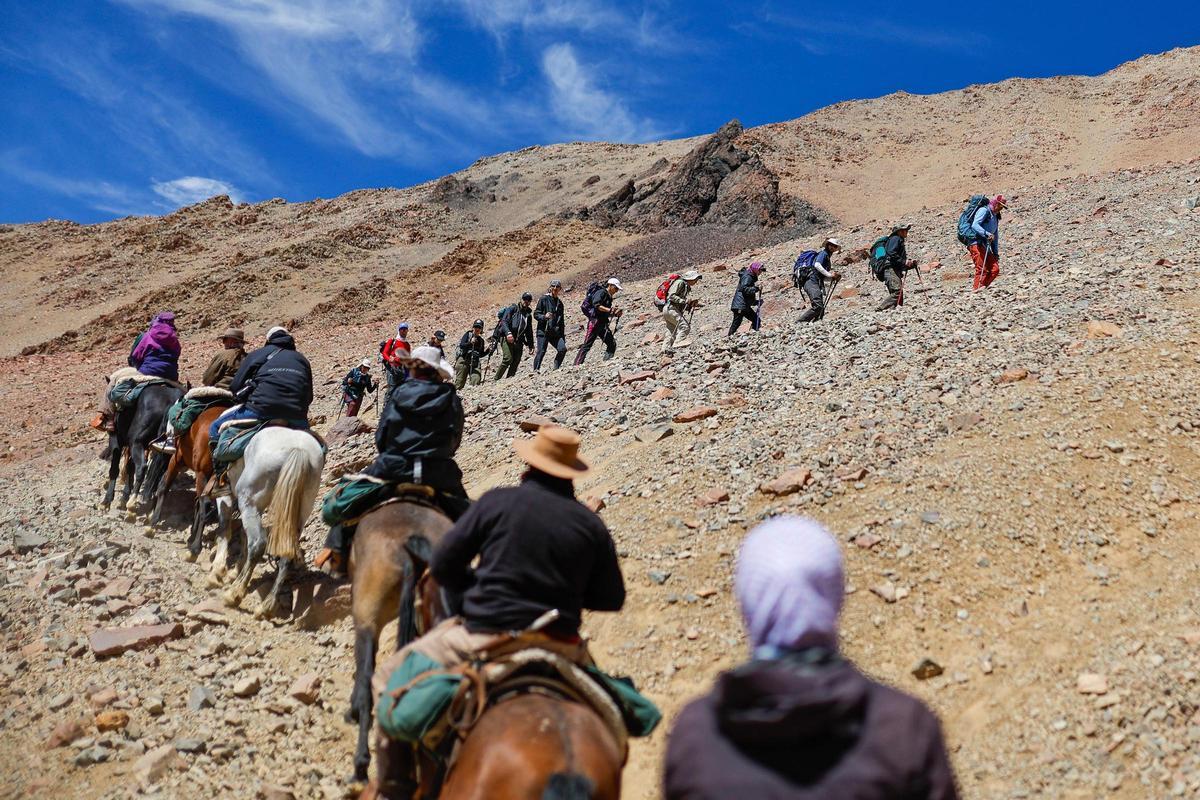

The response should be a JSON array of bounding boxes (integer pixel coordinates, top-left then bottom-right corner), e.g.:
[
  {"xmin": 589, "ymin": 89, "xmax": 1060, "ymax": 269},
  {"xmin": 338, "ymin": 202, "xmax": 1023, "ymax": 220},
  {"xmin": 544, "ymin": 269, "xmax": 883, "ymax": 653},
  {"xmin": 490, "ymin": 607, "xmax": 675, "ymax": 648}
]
[{"xmin": 868, "ymin": 235, "xmax": 891, "ymax": 280}]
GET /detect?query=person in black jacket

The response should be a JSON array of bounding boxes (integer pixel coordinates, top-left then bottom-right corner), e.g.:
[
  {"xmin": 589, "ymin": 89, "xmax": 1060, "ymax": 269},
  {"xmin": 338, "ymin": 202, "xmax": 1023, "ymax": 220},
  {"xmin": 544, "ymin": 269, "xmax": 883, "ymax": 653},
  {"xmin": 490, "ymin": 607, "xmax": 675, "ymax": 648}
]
[
  {"xmin": 317, "ymin": 346, "xmax": 467, "ymax": 577},
  {"xmin": 664, "ymin": 516, "xmax": 959, "ymax": 800},
  {"xmin": 493, "ymin": 293, "xmax": 534, "ymax": 381},
  {"xmin": 728, "ymin": 262, "xmax": 765, "ymax": 335},
  {"xmin": 574, "ymin": 277, "xmax": 623, "ymax": 365},
  {"xmin": 208, "ymin": 326, "xmax": 313, "ymax": 442},
  {"xmin": 368, "ymin": 425, "xmax": 625, "ymax": 797},
  {"xmin": 340, "ymin": 359, "xmax": 377, "ymax": 417},
  {"xmin": 532, "ymin": 279, "xmax": 567, "ymax": 371},
  {"xmin": 876, "ymin": 224, "xmax": 919, "ymax": 311},
  {"xmin": 453, "ymin": 320, "xmax": 491, "ymax": 389}
]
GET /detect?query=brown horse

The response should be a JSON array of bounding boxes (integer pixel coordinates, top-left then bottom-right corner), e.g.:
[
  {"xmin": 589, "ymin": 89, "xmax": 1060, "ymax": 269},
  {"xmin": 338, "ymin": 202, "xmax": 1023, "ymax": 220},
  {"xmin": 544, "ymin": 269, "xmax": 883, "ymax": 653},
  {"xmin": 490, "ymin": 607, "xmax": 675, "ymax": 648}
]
[
  {"xmin": 148, "ymin": 404, "xmax": 226, "ymax": 558},
  {"xmin": 348, "ymin": 500, "xmax": 453, "ymax": 782},
  {"xmin": 438, "ymin": 692, "xmax": 623, "ymax": 800}
]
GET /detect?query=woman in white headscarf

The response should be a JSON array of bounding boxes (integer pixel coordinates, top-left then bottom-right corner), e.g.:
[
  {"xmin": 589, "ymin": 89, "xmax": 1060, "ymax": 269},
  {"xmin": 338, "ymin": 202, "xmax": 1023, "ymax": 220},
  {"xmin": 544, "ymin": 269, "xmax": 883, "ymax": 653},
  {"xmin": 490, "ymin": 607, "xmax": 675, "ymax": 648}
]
[{"xmin": 664, "ymin": 517, "xmax": 959, "ymax": 799}]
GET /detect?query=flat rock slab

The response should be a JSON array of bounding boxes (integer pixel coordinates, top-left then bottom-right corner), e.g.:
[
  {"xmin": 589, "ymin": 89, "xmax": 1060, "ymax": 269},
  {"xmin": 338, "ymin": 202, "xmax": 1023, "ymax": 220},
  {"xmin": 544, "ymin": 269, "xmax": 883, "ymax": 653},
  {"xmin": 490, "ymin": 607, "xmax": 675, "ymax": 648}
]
[
  {"xmin": 518, "ymin": 415, "xmax": 557, "ymax": 432},
  {"xmin": 673, "ymin": 406, "xmax": 717, "ymax": 423},
  {"xmin": 634, "ymin": 424, "xmax": 674, "ymax": 443},
  {"xmin": 618, "ymin": 370, "xmax": 655, "ymax": 385},
  {"xmin": 760, "ymin": 468, "xmax": 812, "ymax": 496},
  {"xmin": 88, "ymin": 623, "xmax": 184, "ymax": 658}
]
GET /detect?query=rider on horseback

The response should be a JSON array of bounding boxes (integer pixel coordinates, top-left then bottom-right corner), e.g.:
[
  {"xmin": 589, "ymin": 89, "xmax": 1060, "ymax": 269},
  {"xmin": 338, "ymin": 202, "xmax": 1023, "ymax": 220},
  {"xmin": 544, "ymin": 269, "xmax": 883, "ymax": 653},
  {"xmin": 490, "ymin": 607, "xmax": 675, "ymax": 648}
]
[
  {"xmin": 93, "ymin": 311, "xmax": 182, "ymax": 433},
  {"xmin": 368, "ymin": 425, "xmax": 627, "ymax": 799},
  {"xmin": 317, "ymin": 346, "xmax": 467, "ymax": 578}
]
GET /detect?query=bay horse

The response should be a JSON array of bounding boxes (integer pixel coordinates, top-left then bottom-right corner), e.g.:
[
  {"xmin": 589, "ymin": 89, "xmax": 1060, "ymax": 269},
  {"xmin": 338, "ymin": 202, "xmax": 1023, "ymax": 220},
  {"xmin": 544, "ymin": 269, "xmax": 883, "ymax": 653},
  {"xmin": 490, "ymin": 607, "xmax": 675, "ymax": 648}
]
[
  {"xmin": 146, "ymin": 404, "xmax": 226, "ymax": 558},
  {"xmin": 101, "ymin": 383, "xmax": 183, "ymax": 512},
  {"xmin": 347, "ymin": 500, "xmax": 453, "ymax": 782},
  {"xmin": 209, "ymin": 426, "xmax": 324, "ymax": 619}
]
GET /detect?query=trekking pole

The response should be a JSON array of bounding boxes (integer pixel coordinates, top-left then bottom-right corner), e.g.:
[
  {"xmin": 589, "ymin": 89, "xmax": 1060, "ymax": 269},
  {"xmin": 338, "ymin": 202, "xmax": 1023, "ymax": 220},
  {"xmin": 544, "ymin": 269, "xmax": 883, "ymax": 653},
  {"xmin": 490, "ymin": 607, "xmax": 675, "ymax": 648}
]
[{"xmin": 753, "ymin": 291, "xmax": 764, "ymax": 331}]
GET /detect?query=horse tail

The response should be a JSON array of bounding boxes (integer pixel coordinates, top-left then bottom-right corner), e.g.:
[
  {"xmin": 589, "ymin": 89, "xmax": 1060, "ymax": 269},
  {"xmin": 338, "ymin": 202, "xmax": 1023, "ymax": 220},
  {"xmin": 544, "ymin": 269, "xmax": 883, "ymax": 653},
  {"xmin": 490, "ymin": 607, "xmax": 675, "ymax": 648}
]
[
  {"xmin": 141, "ymin": 449, "xmax": 170, "ymax": 503},
  {"xmin": 265, "ymin": 447, "xmax": 311, "ymax": 561},
  {"xmin": 542, "ymin": 773, "xmax": 594, "ymax": 800}
]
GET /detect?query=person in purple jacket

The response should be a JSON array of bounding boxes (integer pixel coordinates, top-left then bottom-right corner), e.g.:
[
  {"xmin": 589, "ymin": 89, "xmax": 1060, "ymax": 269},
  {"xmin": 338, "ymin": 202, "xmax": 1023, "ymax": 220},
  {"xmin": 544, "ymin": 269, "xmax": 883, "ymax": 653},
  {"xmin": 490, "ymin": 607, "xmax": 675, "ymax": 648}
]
[
  {"xmin": 128, "ymin": 311, "xmax": 182, "ymax": 381},
  {"xmin": 664, "ymin": 516, "xmax": 959, "ymax": 800}
]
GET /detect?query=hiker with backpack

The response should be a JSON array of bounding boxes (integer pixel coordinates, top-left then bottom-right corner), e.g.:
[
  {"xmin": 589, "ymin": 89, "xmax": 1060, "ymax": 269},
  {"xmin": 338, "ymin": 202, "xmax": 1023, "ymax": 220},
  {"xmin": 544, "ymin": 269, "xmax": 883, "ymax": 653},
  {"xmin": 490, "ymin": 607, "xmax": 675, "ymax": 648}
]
[
  {"xmin": 959, "ymin": 194, "xmax": 1007, "ymax": 290},
  {"xmin": 380, "ymin": 322, "xmax": 412, "ymax": 393},
  {"xmin": 573, "ymin": 278, "xmax": 623, "ymax": 365},
  {"xmin": 728, "ymin": 262, "xmax": 765, "ymax": 335},
  {"xmin": 873, "ymin": 225, "xmax": 919, "ymax": 311},
  {"xmin": 795, "ymin": 239, "xmax": 843, "ymax": 323},
  {"xmin": 493, "ymin": 293, "xmax": 535, "ymax": 381},
  {"xmin": 532, "ymin": 279, "xmax": 568, "ymax": 371},
  {"xmin": 659, "ymin": 270, "xmax": 702, "ymax": 352},
  {"xmin": 454, "ymin": 320, "xmax": 491, "ymax": 389},
  {"xmin": 340, "ymin": 359, "xmax": 377, "ymax": 417}
]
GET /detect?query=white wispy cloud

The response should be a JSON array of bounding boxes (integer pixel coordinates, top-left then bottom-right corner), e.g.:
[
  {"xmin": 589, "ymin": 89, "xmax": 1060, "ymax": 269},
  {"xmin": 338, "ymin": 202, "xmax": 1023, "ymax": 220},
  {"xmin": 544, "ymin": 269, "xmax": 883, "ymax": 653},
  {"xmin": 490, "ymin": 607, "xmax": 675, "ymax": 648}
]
[
  {"xmin": 749, "ymin": 8, "xmax": 986, "ymax": 55},
  {"xmin": 152, "ymin": 176, "xmax": 243, "ymax": 205},
  {"xmin": 0, "ymin": 152, "xmax": 153, "ymax": 217},
  {"xmin": 541, "ymin": 42, "xmax": 660, "ymax": 141}
]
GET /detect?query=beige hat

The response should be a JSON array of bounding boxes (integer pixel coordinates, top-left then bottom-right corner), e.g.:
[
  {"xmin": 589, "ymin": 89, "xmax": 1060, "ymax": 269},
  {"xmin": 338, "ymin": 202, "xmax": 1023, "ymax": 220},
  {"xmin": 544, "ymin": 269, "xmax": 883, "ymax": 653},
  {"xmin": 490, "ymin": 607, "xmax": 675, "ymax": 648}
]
[
  {"xmin": 681, "ymin": 269, "xmax": 701, "ymax": 281},
  {"xmin": 823, "ymin": 238, "xmax": 842, "ymax": 250},
  {"xmin": 219, "ymin": 327, "xmax": 245, "ymax": 342},
  {"xmin": 359, "ymin": 358, "xmax": 372, "ymax": 368},
  {"xmin": 513, "ymin": 426, "xmax": 591, "ymax": 480},
  {"xmin": 607, "ymin": 277, "xmax": 623, "ymax": 290},
  {"xmin": 405, "ymin": 345, "xmax": 454, "ymax": 382}
]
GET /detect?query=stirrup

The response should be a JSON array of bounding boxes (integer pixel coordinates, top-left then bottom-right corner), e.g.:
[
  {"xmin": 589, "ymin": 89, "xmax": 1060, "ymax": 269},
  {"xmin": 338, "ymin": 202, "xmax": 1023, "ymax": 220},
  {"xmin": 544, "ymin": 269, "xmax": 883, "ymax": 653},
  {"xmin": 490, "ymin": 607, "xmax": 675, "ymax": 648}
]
[{"xmin": 149, "ymin": 435, "xmax": 177, "ymax": 455}]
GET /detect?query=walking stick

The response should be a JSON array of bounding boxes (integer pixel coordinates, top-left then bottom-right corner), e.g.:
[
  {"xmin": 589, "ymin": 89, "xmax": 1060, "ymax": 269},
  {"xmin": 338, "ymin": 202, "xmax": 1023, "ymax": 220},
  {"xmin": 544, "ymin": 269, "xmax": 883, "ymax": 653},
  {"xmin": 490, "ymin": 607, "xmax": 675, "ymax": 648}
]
[
  {"xmin": 753, "ymin": 291, "xmax": 764, "ymax": 331},
  {"xmin": 820, "ymin": 276, "xmax": 840, "ymax": 320}
]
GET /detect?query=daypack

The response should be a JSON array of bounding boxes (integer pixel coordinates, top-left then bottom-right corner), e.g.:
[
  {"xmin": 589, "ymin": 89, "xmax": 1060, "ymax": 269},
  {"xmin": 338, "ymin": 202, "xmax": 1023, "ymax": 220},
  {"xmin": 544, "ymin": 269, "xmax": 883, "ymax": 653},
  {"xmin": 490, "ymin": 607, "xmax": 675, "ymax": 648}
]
[
  {"xmin": 792, "ymin": 251, "xmax": 819, "ymax": 288},
  {"xmin": 957, "ymin": 195, "xmax": 990, "ymax": 246},
  {"xmin": 492, "ymin": 304, "xmax": 515, "ymax": 341},
  {"xmin": 580, "ymin": 281, "xmax": 603, "ymax": 319},
  {"xmin": 869, "ymin": 236, "xmax": 891, "ymax": 280},
  {"xmin": 653, "ymin": 274, "xmax": 682, "ymax": 309}
]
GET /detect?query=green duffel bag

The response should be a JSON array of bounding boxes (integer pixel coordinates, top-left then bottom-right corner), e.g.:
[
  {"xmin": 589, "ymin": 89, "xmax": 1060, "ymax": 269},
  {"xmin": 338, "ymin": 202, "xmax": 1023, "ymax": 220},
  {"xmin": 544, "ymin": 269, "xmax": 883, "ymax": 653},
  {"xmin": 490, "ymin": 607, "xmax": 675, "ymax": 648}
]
[{"xmin": 321, "ymin": 473, "xmax": 394, "ymax": 527}]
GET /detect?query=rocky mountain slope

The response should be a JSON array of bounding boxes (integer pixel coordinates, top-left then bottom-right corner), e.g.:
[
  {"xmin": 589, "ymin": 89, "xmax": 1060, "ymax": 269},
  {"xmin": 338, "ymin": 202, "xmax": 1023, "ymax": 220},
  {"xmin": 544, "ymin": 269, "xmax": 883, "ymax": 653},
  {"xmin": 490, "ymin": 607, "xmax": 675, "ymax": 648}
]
[{"xmin": 1, "ymin": 47, "xmax": 1199, "ymax": 800}]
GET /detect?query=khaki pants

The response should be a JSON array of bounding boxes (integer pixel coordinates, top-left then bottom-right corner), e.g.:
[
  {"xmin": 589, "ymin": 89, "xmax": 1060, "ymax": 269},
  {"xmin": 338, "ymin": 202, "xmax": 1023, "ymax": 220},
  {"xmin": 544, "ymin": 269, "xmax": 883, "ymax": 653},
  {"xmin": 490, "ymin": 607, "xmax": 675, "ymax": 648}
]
[
  {"xmin": 662, "ymin": 307, "xmax": 689, "ymax": 351},
  {"xmin": 453, "ymin": 357, "xmax": 481, "ymax": 389}
]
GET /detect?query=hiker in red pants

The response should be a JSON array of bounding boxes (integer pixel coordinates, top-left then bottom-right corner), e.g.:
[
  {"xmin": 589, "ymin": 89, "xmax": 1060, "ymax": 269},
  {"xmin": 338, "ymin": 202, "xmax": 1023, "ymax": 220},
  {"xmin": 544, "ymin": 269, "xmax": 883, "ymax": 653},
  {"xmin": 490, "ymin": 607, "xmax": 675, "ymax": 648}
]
[{"xmin": 968, "ymin": 195, "xmax": 1006, "ymax": 290}]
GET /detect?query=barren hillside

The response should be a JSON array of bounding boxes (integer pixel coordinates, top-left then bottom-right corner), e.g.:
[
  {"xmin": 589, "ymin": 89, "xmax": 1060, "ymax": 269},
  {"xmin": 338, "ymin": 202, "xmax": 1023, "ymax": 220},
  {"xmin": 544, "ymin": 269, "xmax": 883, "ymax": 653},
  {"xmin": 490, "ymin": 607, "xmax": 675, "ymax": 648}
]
[{"xmin": 1, "ymin": 46, "xmax": 1199, "ymax": 800}]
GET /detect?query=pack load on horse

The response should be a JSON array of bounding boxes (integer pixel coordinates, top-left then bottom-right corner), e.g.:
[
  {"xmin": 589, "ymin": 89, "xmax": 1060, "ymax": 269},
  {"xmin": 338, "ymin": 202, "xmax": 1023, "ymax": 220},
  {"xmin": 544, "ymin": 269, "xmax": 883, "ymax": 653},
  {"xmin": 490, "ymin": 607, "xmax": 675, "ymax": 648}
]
[
  {"xmin": 101, "ymin": 372, "xmax": 184, "ymax": 513},
  {"xmin": 365, "ymin": 426, "xmax": 659, "ymax": 799}
]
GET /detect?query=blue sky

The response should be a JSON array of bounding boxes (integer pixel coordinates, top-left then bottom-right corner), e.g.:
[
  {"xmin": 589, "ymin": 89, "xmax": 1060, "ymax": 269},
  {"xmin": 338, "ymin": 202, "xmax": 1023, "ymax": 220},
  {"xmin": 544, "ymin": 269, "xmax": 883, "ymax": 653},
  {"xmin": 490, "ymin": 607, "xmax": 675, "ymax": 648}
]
[{"xmin": 2, "ymin": 1, "xmax": 1197, "ymax": 224}]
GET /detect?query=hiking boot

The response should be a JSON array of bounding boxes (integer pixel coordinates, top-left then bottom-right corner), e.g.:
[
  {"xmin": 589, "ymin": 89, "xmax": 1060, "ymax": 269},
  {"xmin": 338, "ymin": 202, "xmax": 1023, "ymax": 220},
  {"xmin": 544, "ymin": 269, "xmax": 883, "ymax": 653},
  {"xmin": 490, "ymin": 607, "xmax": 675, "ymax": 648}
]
[
  {"xmin": 149, "ymin": 435, "xmax": 177, "ymax": 456},
  {"xmin": 315, "ymin": 548, "xmax": 346, "ymax": 580}
]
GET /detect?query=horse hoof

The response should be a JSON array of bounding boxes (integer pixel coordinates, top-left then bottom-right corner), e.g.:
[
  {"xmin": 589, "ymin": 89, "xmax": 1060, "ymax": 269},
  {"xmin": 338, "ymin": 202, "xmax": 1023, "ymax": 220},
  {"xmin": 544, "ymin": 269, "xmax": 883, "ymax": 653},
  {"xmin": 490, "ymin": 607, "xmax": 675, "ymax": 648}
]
[
  {"xmin": 125, "ymin": 512, "xmax": 137, "ymax": 523},
  {"xmin": 206, "ymin": 573, "xmax": 224, "ymax": 589},
  {"xmin": 142, "ymin": 525, "xmax": 155, "ymax": 538},
  {"xmin": 220, "ymin": 589, "xmax": 243, "ymax": 608},
  {"xmin": 344, "ymin": 708, "xmax": 358, "ymax": 724},
  {"xmin": 182, "ymin": 550, "xmax": 197, "ymax": 563}
]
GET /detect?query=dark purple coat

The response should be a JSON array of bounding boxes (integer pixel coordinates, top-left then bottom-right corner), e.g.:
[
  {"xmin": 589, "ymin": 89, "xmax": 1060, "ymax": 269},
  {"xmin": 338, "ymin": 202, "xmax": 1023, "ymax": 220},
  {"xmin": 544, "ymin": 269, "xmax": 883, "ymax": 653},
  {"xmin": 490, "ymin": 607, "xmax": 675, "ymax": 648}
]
[{"xmin": 664, "ymin": 654, "xmax": 959, "ymax": 800}]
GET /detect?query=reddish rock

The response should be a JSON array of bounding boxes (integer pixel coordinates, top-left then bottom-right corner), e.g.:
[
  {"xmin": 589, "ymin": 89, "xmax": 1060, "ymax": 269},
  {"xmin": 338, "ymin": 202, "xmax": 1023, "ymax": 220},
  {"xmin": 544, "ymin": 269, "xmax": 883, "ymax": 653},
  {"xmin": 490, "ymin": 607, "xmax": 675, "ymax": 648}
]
[
  {"xmin": 854, "ymin": 533, "xmax": 882, "ymax": 549},
  {"xmin": 45, "ymin": 718, "xmax": 88, "ymax": 748},
  {"xmin": 618, "ymin": 370, "xmax": 655, "ymax": 385},
  {"xmin": 998, "ymin": 367, "xmax": 1029, "ymax": 384},
  {"xmin": 1085, "ymin": 320, "xmax": 1122, "ymax": 339},
  {"xmin": 87, "ymin": 623, "xmax": 184, "ymax": 659},
  {"xmin": 760, "ymin": 468, "xmax": 812, "ymax": 496},
  {"xmin": 325, "ymin": 414, "xmax": 373, "ymax": 446},
  {"xmin": 518, "ymin": 415, "xmax": 556, "ymax": 433},
  {"xmin": 948, "ymin": 412, "xmax": 984, "ymax": 432},
  {"xmin": 834, "ymin": 287, "xmax": 859, "ymax": 300},
  {"xmin": 287, "ymin": 673, "xmax": 322, "ymax": 705},
  {"xmin": 99, "ymin": 576, "xmax": 135, "ymax": 598},
  {"xmin": 648, "ymin": 387, "xmax": 675, "ymax": 401},
  {"xmin": 705, "ymin": 362, "xmax": 727, "ymax": 374},
  {"xmin": 837, "ymin": 467, "xmax": 867, "ymax": 482},
  {"xmin": 583, "ymin": 495, "xmax": 606, "ymax": 513},
  {"xmin": 88, "ymin": 687, "xmax": 119, "ymax": 709},
  {"xmin": 716, "ymin": 393, "xmax": 746, "ymax": 407},
  {"xmin": 20, "ymin": 640, "xmax": 47, "ymax": 659},
  {"xmin": 697, "ymin": 488, "xmax": 730, "ymax": 507},
  {"xmin": 95, "ymin": 709, "xmax": 130, "ymax": 732},
  {"xmin": 673, "ymin": 406, "xmax": 717, "ymax": 423}
]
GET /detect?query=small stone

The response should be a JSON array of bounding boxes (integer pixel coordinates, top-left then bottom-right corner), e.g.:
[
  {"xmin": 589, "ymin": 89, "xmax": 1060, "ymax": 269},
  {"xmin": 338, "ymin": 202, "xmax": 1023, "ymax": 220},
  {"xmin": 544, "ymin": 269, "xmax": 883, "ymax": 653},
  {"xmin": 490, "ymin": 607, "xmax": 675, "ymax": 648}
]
[
  {"xmin": 258, "ymin": 785, "xmax": 298, "ymax": 800},
  {"xmin": 634, "ymin": 424, "xmax": 674, "ymax": 443},
  {"xmin": 920, "ymin": 511, "xmax": 941, "ymax": 525},
  {"xmin": 232, "ymin": 676, "xmax": 261, "ymax": 698},
  {"xmin": 144, "ymin": 696, "xmax": 165, "ymax": 715},
  {"xmin": 132, "ymin": 744, "xmax": 181, "ymax": 783},
  {"xmin": 74, "ymin": 746, "xmax": 111, "ymax": 766},
  {"xmin": 697, "ymin": 488, "xmax": 730, "ymax": 506},
  {"xmin": 287, "ymin": 673, "xmax": 322, "ymax": 705},
  {"xmin": 912, "ymin": 658, "xmax": 944, "ymax": 680},
  {"xmin": 518, "ymin": 415, "xmax": 555, "ymax": 433},
  {"xmin": 95, "ymin": 709, "xmax": 130, "ymax": 732},
  {"xmin": 1077, "ymin": 673, "xmax": 1108, "ymax": 694},
  {"xmin": 88, "ymin": 687, "xmax": 118, "ymax": 709},
  {"xmin": 88, "ymin": 623, "xmax": 184, "ymax": 658},
  {"xmin": 45, "ymin": 718, "xmax": 88, "ymax": 748},
  {"xmin": 187, "ymin": 685, "xmax": 216, "ymax": 711},
  {"xmin": 1085, "ymin": 320, "xmax": 1122, "ymax": 339},
  {"xmin": 173, "ymin": 737, "xmax": 207, "ymax": 754},
  {"xmin": 648, "ymin": 570, "xmax": 671, "ymax": 585},
  {"xmin": 1102, "ymin": 440, "xmax": 1125, "ymax": 453},
  {"xmin": 760, "ymin": 468, "xmax": 812, "ymax": 496},
  {"xmin": 673, "ymin": 406, "xmax": 717, "ymax": 424},
  {"xmin": 998, "ymin": 367, "xmax": 1029, "ymax": 384},
  {"xmin": 948, "ymin": 412, "xmax": 984, "ymax": 432},
  {"xmin": 618, "ymin": 370, "xmax": 655, "ymax": 385},
  {"xmin": 48, "ymin": 693, "xmax": 72, "ymax": 711},
  {"xmin": 583, "ymin": 495, "xmax": 606, "ymax": 513}
]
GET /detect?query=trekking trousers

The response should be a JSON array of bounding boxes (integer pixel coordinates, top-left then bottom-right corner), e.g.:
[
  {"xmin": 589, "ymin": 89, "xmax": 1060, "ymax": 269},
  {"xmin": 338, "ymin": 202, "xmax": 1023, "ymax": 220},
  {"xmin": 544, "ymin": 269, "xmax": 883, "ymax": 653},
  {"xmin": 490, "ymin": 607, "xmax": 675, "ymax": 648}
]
[
  {"xmin": 574, "ymin": 319, "xmax": 616, "ymax": 365},
  {"xmin": 968, "ymin": 243, "xmax": 1000, "ymax": 289},
  {"xmin": 343, "ymin": 396, "xmax": 362, "ymax": 417},
  {"xmin": 728, "ymin": 308, "xmax": 760, "ymax": 335},
  {"xmin": 453, "ymin": 357, "xmax": 481, "ymax": 389},
  {"xmin": 876, "ymin": 268, "xmax": 904, "ymax": 311},
  {"xmin": 494, "ymin": 339, "xmax": 523, "ymax": 381},
  {"xmin": 797, "ymin": 275, "xmax": 825, "ymax": 323},
  {"xmin": 662, "ymin": 307, "xmax": 690, "ymax": 351},
  {"xmin": 533, "ymin": 331, "xmax": 567, "ymax": 371}
]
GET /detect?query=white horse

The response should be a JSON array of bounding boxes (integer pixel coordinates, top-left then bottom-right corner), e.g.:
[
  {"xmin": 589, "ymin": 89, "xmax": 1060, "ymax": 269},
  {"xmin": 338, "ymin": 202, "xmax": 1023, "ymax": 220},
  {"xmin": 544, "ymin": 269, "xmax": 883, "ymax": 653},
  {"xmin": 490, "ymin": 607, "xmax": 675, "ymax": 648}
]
[{"xmin": 208, "ymin": 426, "xmax": 325, "ymax": 618}]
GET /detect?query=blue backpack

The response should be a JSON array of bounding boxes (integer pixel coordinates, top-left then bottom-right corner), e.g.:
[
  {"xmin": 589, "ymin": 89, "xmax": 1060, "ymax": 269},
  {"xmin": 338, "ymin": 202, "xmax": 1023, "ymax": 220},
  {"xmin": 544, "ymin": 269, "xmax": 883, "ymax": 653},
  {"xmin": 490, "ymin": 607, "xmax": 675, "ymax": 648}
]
[
  {"xmin": 791, "ymin": 251, "xmax": 819, "ymax": 288},
  {"xmin": 957, "ymin": 195, "xmax": 990, "ymax": 246}
]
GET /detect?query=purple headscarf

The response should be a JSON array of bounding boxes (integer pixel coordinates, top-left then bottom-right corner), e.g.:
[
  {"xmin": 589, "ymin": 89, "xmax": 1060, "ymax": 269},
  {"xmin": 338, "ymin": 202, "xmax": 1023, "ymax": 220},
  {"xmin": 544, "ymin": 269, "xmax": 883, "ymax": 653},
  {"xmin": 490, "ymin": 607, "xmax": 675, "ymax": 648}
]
[
  {"xmin": 131, "ymin": 311, "xmax": 181, "ymax": 363},
  {"xmin": 734, "ymin": 516, "xmax": 844, "ymax": 654},
  {"xmin": 748, "ymin": 262, "xmax": 764, "ymax": 275}
]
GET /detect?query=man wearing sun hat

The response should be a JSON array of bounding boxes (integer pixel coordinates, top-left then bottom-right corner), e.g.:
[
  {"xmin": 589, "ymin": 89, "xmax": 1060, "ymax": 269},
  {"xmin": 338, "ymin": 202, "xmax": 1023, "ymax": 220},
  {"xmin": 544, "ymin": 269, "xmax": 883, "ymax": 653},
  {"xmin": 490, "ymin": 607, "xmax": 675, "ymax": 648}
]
[
  {"xmin": 339, "ymin": 358, "xmax": 377, "ymax": 417},
  {"xmin": 201, "ymin": 327, "xmax": 247, "ymax": 389},
  {"xmin": 368, "ymin": 425, "xmax": 629, "ymax": 796},
  {"xmin": 797, "ymin": 238, "xmax": 843, "ymax": 323},
  {"xmin": 661, "ymin": 270, "xmax": 702, "ymax": 352},
  {"xmin": 968, "ymin": 195, "xmax": 1007, "ymax": 290}
]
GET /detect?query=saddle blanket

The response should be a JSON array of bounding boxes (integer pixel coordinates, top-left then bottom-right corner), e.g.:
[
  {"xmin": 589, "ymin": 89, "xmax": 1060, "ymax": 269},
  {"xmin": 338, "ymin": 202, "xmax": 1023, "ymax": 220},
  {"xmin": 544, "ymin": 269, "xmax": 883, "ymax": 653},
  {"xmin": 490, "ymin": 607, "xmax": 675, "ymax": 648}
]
[
  {"xmin": 211, "ymin": 418, "xmax": 323, "ymax": 465},
  {"xmin": 106, "ymin": 375, "xmax": 179, "ymax": 411},
  {"xmin": 166, "ymin": 388, "xmax": 234, "ymax": 435}
]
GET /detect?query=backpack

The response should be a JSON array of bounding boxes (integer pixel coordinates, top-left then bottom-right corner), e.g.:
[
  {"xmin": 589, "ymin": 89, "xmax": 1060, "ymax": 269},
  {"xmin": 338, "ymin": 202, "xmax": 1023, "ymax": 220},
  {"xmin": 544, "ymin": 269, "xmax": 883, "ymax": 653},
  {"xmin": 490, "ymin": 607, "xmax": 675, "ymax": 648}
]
[
  {"xmin": 654, "ymin": 274, "xmax": 682, "ymax": 309},
  {"xmin": 868, "ymin": 236, "xmax": 891, "ymax": 280},
  {"xmin": 957, "ymin": 195, "xmax": 990, "ymax": 246},
  {"xmin": 791, "ymin": 251, "xmax": 819, "ymax": 288},
  {"xmin": 492, "ymin": 304, "xmax": 515, "ymax": 341},
  {"xmin": 580, "ymin": 281, "xmax": 603, "ymax": 319}
]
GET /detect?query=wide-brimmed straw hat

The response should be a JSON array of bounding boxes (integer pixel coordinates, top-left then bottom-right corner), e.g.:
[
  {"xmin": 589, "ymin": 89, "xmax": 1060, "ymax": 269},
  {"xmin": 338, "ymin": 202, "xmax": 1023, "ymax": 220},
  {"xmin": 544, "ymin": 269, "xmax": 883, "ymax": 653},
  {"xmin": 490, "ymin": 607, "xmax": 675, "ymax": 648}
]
[
  {"xmin": 404, "ymin": 345, "xmax": 454, "ymax": 381},
  {"xmin": 219, "ymin": 327, "xmax": 245, "ymax": 342},
  {"xmin": 513, "ymin": 425, "xmax": 590, "ymax": 480},
  {"xmin": 823, "ymin": 238, "xmax": 842, "ymax": 250}
]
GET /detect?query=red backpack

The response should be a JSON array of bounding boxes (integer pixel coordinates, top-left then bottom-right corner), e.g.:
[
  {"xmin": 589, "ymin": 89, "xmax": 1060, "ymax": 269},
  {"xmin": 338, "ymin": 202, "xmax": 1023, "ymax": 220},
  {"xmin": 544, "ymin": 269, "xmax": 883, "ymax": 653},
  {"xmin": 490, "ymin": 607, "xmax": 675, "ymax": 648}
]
[{"xmin": 654, "ymin": 274, "xmax": 682, "ymax": 309}]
